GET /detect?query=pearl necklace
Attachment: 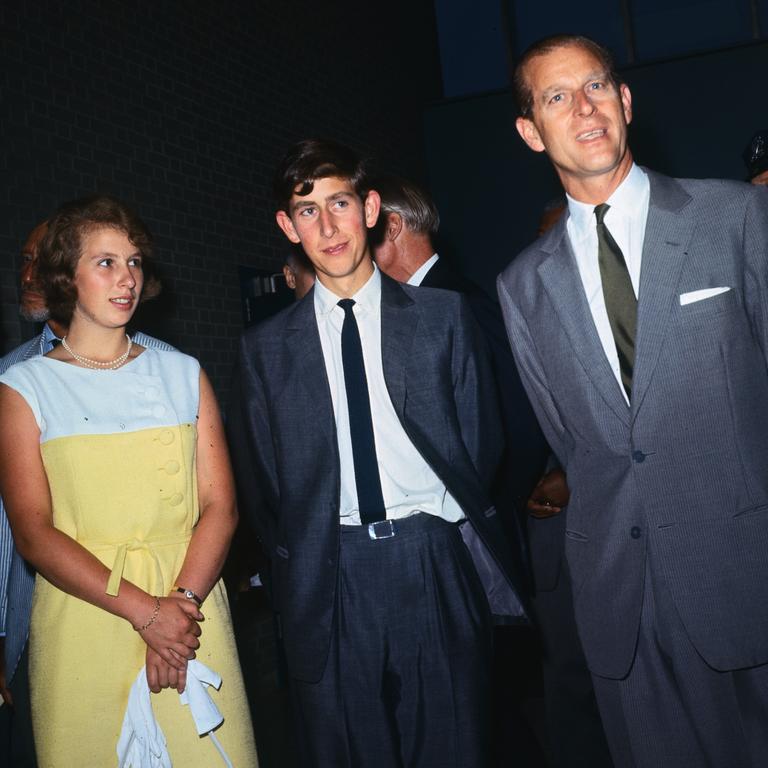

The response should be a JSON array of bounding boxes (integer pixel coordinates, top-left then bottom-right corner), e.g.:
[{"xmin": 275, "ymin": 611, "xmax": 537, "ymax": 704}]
[{"xmin": 61, "ymin": 334, "xmax": 133, "ymax": 370}]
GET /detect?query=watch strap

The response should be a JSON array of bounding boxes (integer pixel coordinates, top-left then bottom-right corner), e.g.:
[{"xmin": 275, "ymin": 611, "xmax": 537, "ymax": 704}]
[{"xmin": 174, "ymin": 586, "xmax": 203, "ymax": 606}]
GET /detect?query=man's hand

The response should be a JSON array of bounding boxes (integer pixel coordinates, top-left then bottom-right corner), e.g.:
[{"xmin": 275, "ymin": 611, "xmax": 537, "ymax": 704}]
[
  {"xmin": 527, "ymin": 468, "xmax": 570, "ymax": 519},
  {"xmin": 0, "ymin": 637, "xmax": 13, "ymax": 707}
]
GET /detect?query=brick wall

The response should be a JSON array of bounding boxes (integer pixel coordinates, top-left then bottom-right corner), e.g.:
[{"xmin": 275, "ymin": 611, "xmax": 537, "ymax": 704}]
[{"xmin": 0, "ymin": 0, "xmax": 442, "ymax": 399}]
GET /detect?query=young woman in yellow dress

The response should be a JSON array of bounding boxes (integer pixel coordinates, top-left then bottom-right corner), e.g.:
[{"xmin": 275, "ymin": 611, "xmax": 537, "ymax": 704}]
[{"xmin": 0, "ymin": 196, "xmax": 258, "ymax": 766}]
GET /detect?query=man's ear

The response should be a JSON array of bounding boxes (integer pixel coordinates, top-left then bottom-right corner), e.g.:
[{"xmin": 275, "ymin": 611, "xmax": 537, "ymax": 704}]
[
  {"xmin": 386, "ymin": 212, "xmax": 403, "ymax": 242},
  {"xmin": 363, "ymin": 189, "xmax": 381, "ymax": 229},
  {"xmin": 276, "ymin": 210, "xmax": 301, "ymax": 244},
  {"xmin": 282, "ymin": 264, "xmax": 297, "ymax": 289},
  {"xmin": 620, "ymin": 83, "xmax": 632, "ymax": 126},
  {"xmin": 516, "ymin": 116, "xmax": 546, "ymax": 153}
]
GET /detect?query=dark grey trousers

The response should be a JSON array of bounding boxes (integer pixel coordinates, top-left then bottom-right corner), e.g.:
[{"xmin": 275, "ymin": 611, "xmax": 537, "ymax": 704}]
[
  {"xmin": 534, "ymin": 564, "xmax": 613, "ymax": 768},
  {"xmin": 592, "ymin": 556, "xmax": 768, "ymax": 768},
  {"xmin": 290, "ymin": 514, "xmax": 493, "ymax": 768}
]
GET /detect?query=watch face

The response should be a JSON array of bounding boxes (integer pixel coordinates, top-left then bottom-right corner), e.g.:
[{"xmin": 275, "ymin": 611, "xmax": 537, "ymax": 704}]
[{"xmin": 176, "ymin": 587, "xmax": 201, "ymax": 604}]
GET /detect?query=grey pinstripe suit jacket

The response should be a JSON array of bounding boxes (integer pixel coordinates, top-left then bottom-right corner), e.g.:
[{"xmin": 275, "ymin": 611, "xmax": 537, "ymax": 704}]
[
  {"xmin": 0, "ymin": 328, "xmax": 174, "ymax": 682},
  {"xmin": 498, "ymin": 170, "xmax": 768, "ymax": 680},
  {"xmin": 229, "ymin": 274, "xmax": 526, "ymax": 683}
]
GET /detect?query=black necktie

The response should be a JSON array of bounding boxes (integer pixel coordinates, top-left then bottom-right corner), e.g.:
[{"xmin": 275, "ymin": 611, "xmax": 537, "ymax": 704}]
[
  {"xmin": 338, "ymin": 299, "xmax": 386, "ymax": 524},
  {"xmin": 595, "ymin": 203, "xmax": 637, "ymax": 399}
]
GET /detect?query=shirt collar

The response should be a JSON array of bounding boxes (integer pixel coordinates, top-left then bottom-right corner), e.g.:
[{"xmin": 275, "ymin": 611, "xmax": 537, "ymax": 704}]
[
  {"xmin": 41, "ymin": 322, "xmax": 60, "ymax": 345},
  {"xmin": 313, "ymin": 263, "xmax": 381, "ymax": 316},
  {"xmin": 606, "ymin": 163, "xmax": 647, "ymax": 212},
  {"xmin": 566, "ymin": 163, "xmax": 646, "ymax": 240},
  {"xmin": 408, "ymin": 253, "xmax": 439, "ymax": 287}
]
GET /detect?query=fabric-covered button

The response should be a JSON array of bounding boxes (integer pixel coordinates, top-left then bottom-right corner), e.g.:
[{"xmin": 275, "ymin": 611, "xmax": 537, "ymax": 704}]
[
  {"xmin": 169, "ymin": 493, "xmax": 184, "ymax": 506},
  {"xmin": 164, "ymin": 460, "xmax": 180, "ymax": 475},
  {"xmin": 158, "ymin": 430, "xmax": 174, "ymax": 445}
]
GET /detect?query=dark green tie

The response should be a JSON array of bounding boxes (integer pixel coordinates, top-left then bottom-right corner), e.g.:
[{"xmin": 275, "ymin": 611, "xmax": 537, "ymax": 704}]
[{"xmin": 594, "ymin": 203, "xmax": 636, "ymax": 399}]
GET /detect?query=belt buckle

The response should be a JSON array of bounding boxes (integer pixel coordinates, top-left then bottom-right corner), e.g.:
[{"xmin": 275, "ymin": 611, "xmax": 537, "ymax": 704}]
[{"xmin": 368, "ymin": 520, "xmax": 395, "ymax": 540}]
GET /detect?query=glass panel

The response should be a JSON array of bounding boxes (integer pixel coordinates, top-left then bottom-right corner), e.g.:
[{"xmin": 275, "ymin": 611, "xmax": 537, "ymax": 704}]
[
  {"xmin": 758, "ymin": 0, "xmax": 768, "ymax": 37},
  {"xmin": 511, "ymin": 0, "xmax": 629, "ymax": 64},
  {"xmin": 435, "ymin": 0, "xmax": 510, "ymax": 97},
  {"xmin": 632, "ymin": 0, "xmax": 753, "ymax": 60}
]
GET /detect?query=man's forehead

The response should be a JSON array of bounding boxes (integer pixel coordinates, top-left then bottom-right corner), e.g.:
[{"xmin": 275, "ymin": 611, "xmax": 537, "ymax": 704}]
[
  {"xmin": 540, "ymin": 67, "xmax": 609, "ymax": 97},
  {"xmin": 290, "ymin": 176, "xmax": 358, "ymax": 209},
  {"xmin": 528, "ymin": 45, "xmax": 604, "ymax": 89}
]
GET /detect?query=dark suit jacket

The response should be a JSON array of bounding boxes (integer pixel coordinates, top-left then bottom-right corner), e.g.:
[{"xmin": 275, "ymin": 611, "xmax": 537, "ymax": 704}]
[
  {"xmin": 421, "ymin": 257, "xmax": 549, "ymax": 514},
  {"xmin": 229, "ymin": 273, "xmax": 525, "ymax": 682},
  {"xmin": 499, "ymin": 171, "xmax": 768, "ymax": 679}
]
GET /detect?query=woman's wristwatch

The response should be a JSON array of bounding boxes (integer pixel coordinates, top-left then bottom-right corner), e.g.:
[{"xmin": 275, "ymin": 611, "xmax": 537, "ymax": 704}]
[{"xmin": 173, "ymin": 586, "xmax": 203, "ymax": 606}]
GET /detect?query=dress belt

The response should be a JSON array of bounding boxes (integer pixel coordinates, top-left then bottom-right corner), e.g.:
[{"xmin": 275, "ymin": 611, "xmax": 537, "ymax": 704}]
[{"xmin": 84, "ymin": 532, "xmax": 193, "ymax": 597}]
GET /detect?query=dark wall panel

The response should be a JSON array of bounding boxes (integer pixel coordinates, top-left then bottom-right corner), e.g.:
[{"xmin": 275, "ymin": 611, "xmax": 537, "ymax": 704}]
[{"xmin": 0, "ymin": 0, "xmax": 442, "ymax": 398}]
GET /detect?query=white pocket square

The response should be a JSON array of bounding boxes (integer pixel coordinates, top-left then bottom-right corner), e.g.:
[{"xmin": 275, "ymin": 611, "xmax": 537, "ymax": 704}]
[{"xmin": 679, "ymin": 287, "xmax": 730, "ymax": 306}]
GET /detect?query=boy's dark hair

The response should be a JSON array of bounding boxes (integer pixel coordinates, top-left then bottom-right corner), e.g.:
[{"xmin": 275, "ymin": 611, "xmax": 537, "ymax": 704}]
[
  {"xmin": 273, "ymin": 138, "xmax": 368, "ymax": 213},
  {"xmin": 38, "ymin": 194, "xmax": 160, "ymax": 325},
  {"xmin": 513, "ymin": 34, "xmax": 621, "ymax": 118}
]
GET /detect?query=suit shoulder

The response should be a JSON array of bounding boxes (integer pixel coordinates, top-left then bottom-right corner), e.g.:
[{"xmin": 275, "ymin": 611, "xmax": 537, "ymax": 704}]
[
  {"xmin": 0, "ymin": 335, "xmax": 41, "ymax": 373},
  {"xmin": 664, "ymin": 176, "xmax": 768, "ymax": 231},
  {"xmin": 400, "ymin": 284, "xmax": 470, "ymax": 327},
  {"xmin": 674, "ymin": 175, "xmax": 755, "ymax": 200},
  {"xmin": 673, "ymin": 175, "xmax": 749, "ymax": 193},
  {"xmin": 239, "ymin": 300, "xmax": 303, "ymax": 350},
  {"xmin": 498, "ymin": 232, "xmax": 554, "ymax": 293},
  {"xmin": 132, "ymin": 331, "xmax": 176, "ymax": 352},
  {"xmin": 401, "ymin": 282, "xmax": 464, "ymax": 310}
]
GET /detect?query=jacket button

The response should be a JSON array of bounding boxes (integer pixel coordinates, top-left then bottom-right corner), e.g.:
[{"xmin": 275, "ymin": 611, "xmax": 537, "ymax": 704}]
[
  {"xmin": 632, "ymin": 450, "xmax": 646, "ymax": 463},
  {"xmin": 630, "ymin": 526, "xmax": 642, "ymax": 539}
]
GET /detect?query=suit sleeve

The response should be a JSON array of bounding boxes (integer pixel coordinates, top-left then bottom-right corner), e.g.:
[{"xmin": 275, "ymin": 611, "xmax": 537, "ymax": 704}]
[
  {"xmin": 497, "ymin": 274, "xmax": 568, "ymax": 467},
  {"xmin": 742, "ymin": 184, "xmax": 768, "ymax": 361},
  {"xmin": 451, "ymin": 295, "xmax": 504, "ymax": 490},
  {"xmin": 0, "ymin": 502, "xmax": 11, "ymax": 634},
  {"xmin": 226, "ymin": 337, "xmax": 279, "ymax": 557}
]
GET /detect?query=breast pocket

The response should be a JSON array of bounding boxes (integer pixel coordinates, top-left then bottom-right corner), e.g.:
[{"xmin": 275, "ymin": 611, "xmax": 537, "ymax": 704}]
[{"xmin": 679, "ymin": 288, "xmax": 738, "ymax": 323}]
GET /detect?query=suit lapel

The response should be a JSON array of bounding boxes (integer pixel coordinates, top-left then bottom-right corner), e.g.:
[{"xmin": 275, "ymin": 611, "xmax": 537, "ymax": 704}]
[
  {"xmin": 539, "ymin": 223, "xmax": 632, "ymax": 426},
  {"xmin": 379, "ymin": 274, "xmax": 417, "ymax": 419},
  {"xmin": 285, "ymin": 290, "xmax": 337, "ymax": 446},
  {"xmin": 631, "ymin": 171, "xmax": 693, "ymax": 418}
]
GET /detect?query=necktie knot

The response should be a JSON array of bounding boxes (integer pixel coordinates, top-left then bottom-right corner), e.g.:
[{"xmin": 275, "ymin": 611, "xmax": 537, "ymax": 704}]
[
  {"xmin": 338, "ymin": 298, "xmax": 355, "ymax": 314},
  {"xmin": 594, "ymin": 203, "xmax": 610, "ymax": 226}
]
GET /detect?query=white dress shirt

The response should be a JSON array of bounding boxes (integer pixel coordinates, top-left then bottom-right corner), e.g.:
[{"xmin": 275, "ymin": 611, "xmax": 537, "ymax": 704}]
[
  {"xmin": 314, "ymin": 265, "xmax": 464, "ymax": 525},
  {"xmin": 407, "ymin": 253, "xmax": 439, "ymax": 286},
  {"xmin": 566, "ymin": 163, "xmax": 650, "ymax": 402}
]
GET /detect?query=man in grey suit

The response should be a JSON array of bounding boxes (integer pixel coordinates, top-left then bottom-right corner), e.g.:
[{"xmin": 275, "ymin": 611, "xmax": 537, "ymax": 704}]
[
  {"xmin": 229, "ymin": 139, "xmax": 526, "ymax": 767},
  {"xmin": 497, "ymin": 34, "xmax": 768, "ymax": 768}
]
